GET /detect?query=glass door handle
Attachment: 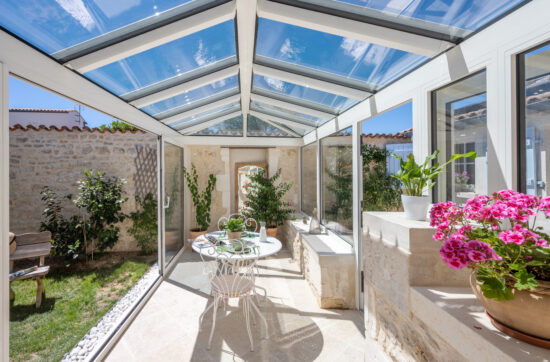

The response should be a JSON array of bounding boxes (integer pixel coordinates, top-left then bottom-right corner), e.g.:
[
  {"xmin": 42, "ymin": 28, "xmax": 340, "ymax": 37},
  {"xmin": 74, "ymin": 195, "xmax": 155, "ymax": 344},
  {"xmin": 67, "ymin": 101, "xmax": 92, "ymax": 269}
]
[{"xmin": 163, "ymin": 196, "xmax": 171, "ymax": 209}]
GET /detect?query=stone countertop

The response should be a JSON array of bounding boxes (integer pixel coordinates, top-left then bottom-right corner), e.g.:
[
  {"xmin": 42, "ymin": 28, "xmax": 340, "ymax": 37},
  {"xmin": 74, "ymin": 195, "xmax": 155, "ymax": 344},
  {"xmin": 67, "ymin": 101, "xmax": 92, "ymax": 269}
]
[
  {"xmin": 288, "ymin": 219, "xmax": 354, "ymax": 256},
  {"xmin": 411, "ymin": 286, "xmax": 550, "ymax": 362}
]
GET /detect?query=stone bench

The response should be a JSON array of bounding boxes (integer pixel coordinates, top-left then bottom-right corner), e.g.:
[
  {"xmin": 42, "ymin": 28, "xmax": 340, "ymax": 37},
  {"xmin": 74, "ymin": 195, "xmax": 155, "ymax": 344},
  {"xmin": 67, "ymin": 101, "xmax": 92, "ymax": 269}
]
[{"xmin": 281, "ymin": 219, "xmax": 356, "ymax": 309}]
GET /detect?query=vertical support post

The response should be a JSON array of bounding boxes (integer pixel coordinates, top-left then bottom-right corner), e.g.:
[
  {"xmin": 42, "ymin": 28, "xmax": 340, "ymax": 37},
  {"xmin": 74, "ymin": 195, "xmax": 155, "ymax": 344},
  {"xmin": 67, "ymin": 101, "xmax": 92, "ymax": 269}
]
[
  {"xmin": 157, "ymin": 137, "xmax": 165, "ymax": 275},
  {"xmin": 0, "ymin": 62, "xmax": 9, "ymax": 362},
  {"xmin": 316, "ymin": 137, "xmax": 322, "ymax": 222},
  {"xmin": 352, "ymin": 122, "xmax": 363, "ymax": 310}
]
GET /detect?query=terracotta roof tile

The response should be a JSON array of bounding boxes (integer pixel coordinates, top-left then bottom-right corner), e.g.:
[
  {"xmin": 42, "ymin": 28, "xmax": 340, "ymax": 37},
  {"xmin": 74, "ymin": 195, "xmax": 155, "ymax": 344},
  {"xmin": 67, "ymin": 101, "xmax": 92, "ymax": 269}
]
[{"xmin": 9, "ymin": 124, "xmax": 145, "ymax": 134}]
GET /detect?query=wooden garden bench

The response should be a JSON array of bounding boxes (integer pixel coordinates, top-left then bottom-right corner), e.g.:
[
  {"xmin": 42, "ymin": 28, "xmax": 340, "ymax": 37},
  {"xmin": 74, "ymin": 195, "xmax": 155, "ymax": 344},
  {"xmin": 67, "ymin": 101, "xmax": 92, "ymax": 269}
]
[{"xmin": 9, "ymin": 231, "xmax": 51, "ymax": 308}]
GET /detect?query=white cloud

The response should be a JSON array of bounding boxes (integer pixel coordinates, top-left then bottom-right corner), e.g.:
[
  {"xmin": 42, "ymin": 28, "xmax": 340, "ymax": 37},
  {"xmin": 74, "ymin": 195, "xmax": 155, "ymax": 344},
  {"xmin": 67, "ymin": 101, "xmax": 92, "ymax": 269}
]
[
  {"xmin": 212, "ymin": 79, "xmax": 226, "ymax": 89},
  {"xmin": 264, "ymin": 76, "xmax": 285, "ymax": 92},
  {"xmin": 55, "ymin": 0, "xmax": 95, "ymax": 31},
  {"xmin": 93, "ymin": 0, "xmax": 140, "ymax": 18},
  {"xmin": 194, "ymin": 40, "xmax": 215, "ymax": 67},
  {"xmin": 340, "ymin": 38, "xmax": 368, "ymax": 62},
  {"xmin": 279, "ymin": 38, "xmax": 302, "ymax": 60}
]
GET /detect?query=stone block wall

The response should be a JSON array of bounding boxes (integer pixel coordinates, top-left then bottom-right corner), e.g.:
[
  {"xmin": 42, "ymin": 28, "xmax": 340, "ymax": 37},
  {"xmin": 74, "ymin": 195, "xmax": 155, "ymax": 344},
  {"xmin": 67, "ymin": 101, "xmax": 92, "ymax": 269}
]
[
  {"xmin": 9, "ymin": 126, "xmax": 157, "ymax": 252},
  {"xmin": 363, "ymin": 212, "xmax": 469, "ymax": 361}
]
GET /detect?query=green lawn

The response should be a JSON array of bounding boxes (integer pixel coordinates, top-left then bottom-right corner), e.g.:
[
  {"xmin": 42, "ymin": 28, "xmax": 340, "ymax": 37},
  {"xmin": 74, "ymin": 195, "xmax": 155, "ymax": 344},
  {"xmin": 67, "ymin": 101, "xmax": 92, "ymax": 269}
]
[{"xmin": 9, "ymin": 258, "xmax": 151, "ymax": 362}]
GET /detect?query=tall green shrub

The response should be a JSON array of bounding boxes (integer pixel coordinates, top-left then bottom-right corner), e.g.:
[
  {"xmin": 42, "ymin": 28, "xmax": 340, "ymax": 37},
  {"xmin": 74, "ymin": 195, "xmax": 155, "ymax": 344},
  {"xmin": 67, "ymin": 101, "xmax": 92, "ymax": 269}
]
[
  {"xmin": 129, "ymin": 193, "xmax": 157, "ymax": 254},
  {"xmin": 39, "ymin": 187, "xmax": 86, "ymax": 265},
  {"xmin": 243, "ymin": 169, "xmax": 293, "ymax": 228},
  {"xmin": 74, "ymin": 170, "xmax": 127, "ymax": 256},
  {"xmin": 324, "ymin": 147, "xmax": 353, "ymax": 222},
  {"xmin": 183, "ymin": 164, "xmax": 216, "ymax": 231},
  {"xmin": 362, "ymin": 144, "xmax": 402, "ymax": 211}
]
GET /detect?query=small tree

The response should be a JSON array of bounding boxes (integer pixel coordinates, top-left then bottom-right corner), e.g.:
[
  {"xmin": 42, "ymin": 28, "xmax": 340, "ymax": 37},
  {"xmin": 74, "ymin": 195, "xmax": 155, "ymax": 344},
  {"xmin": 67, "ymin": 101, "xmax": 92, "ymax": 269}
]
[
  {"xmin": 183, "ymin": 164, "xmax": 216, "ymax": 231},
  {"xmin": 74, "ymin": 170, "xmax": 127, "ymax": 258},
  {"xmin": 242, "ymin": 169, "xmax": 293, "ymax": 228},
  {"xmin": 40, "ymin": 187, "xmax": 87, "ymax": 265},
  {"xmin": 129, "ymin": 193, "xmax": 157, "ymax": 254},
  {"xmin": 99, "ymin": 120, "xmax": 135, "ymax": 132},
  {"xmin": 362, "ymin": 144, "xmax": 402, "ymax": 211},
  {"xmin": 324, "ymin": 147, "xmax": 353, "ymax": 223}
]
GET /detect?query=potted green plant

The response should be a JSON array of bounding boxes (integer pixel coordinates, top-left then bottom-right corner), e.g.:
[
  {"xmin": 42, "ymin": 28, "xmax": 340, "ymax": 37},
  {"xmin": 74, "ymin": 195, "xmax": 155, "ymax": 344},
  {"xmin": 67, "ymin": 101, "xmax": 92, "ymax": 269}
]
[
  {"xmin": 431, "ymin": 191, "xmax": 550, "ymax": 347},
  {"xmin": 391, "ymin": 150, "xmax": 477, "ymax": 220},
  {"xmin": 183, "ymin": 164, "xmax": 216, "ymax": 239},
  {"xmin": 243, "ymin": 169, "xmax": 293, "ymax": 237},
  {"xmin": 223, "ymin": 218, "xmax": 245, "ymax": 240}
]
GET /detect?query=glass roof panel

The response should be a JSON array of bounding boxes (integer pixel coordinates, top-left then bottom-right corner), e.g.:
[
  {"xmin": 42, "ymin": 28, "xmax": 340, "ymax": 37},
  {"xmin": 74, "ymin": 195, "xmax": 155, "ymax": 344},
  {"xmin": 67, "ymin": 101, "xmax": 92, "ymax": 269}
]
[
  {"xmin": 300, "ymin": 0, "xmax": 525, "ymax": 39},
  {"xmin": 168, "ymin": 101, "xmax": 240, "ymax": 130},
  {"xmin": 247, "ymin": 115, "xmax": 294, "ymax": 137},
  {"xmin": 255, "ymin": 18, "xmax": 427, "ymax": 90},
  {"xmin": 142, "ymin": 75, "xmax": 239, "ymax": 116},
  {"xmin": 0, "ymin": 0, "xmax": 211, "ymax": 55},
  {"xmin": 194, "ymin": 115, "xmax": 243, "ymax": 136},
  {"xmin": 252, "ymin": 74, "xmax": 358, "ymax": 113},
  {"xmin": 84, "ymin": 20, "xmax": 236, "ymax": 95},
  {"xmin": 251, "ymin": 100, "xmax": 325, "ymax": 126}
]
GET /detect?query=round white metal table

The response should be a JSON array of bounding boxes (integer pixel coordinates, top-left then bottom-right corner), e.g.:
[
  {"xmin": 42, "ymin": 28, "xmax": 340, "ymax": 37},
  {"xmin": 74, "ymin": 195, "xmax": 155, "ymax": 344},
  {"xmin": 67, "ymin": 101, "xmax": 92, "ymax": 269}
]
[{"xmin": 192, "ymin": 231, "xmax": 282, "ymax": 260}]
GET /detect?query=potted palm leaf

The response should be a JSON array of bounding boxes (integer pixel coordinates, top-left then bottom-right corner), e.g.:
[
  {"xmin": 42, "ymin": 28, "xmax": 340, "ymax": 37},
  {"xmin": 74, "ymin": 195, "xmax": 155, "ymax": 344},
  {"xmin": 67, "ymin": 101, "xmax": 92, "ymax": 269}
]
[{"xmin": 391, "ymin": 150, "xmax": 477, "ymax": 220}]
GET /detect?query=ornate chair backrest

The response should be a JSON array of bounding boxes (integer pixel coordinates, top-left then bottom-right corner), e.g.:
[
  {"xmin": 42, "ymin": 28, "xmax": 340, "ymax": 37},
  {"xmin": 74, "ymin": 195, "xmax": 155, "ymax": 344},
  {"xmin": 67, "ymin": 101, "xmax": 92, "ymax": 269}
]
[
  {"xmin": 218, "ymin": 213, "xmax": 258, "ymax": 232},
  {"xmin": 194, "ymin": 238, "xmax": 259, "ymax": 296}
]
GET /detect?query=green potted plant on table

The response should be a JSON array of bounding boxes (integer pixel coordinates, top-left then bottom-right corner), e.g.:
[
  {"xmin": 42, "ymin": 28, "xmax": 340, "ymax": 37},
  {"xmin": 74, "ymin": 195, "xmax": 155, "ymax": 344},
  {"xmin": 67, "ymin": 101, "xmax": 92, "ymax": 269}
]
[
  {"xmin": 431, "ymin": 191, "xmax": 550, "ymax": 347},
  {"xmin": 223, "ymin": 217, "xmax": 245, "ymax": 240},
  {"xmin": 183, "ymin": 164, "xmax": 217, "ymax": 239},
  {"xmin": 243, "ymin": 169, "xmax": 293, "ymax": 237},
  {"xmin": 391, "ymin": 149, "xmax": 477, "ymax": 220}
]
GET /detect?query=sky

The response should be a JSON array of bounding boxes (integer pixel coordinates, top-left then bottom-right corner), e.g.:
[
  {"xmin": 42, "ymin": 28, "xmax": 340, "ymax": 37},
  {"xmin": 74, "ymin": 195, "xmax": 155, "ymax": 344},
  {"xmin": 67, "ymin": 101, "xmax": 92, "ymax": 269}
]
[
  {"xmin": 9, "ymin": 77, "xmax": 114, "ymax": 128},
  {"xmin": 361, "ymin": 102, "xmax": 412, "ymax": 135}
]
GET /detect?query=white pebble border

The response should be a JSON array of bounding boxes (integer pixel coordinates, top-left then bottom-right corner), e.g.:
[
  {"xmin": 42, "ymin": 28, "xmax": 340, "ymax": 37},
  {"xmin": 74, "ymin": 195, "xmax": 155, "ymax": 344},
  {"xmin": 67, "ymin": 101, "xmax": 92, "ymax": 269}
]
[{"xmin": 62, "ymin": 263, "xmax": 160, "ymax": 362}]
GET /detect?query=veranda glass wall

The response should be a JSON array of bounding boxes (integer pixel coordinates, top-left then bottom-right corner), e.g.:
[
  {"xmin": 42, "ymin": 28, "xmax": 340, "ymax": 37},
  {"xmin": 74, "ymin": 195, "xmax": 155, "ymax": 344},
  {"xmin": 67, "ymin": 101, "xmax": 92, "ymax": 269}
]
[
  {"xmin": 432, "ymin": 71, "xmax": 488, "ymax": 204},
  {"xmin": 301, "ymin": 142, "xmax": 317, "ymax": 215},
  {"xmin": 518, "ymin": 43, "xmax": 550, "ymax": 197},
  {"xmin": 321, "ymin": 127, "xmax": 353, "ymax": 244}
]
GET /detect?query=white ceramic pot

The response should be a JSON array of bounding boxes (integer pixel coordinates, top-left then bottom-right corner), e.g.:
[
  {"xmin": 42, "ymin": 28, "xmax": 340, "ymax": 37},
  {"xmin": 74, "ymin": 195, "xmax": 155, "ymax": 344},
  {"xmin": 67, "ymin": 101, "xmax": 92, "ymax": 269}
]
[{"xmin": 401, "ymin": 194, "xmax": 430, "ymax": 221}]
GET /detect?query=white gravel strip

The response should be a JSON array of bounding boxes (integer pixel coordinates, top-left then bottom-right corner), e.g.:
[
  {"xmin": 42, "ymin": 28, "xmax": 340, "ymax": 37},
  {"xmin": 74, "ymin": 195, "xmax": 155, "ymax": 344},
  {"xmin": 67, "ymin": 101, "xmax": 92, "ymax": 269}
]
[{"xmin": 62, "ymin": 263, "xmax": 159, "ymax": 362}]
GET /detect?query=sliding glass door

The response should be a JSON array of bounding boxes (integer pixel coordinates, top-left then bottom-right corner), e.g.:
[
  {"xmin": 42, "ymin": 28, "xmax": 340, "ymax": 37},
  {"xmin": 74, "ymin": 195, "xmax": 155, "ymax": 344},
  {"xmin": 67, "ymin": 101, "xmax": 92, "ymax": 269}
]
[{"xmin": 160, "ymin": 140, "xmax": 184, "ymax": 271}]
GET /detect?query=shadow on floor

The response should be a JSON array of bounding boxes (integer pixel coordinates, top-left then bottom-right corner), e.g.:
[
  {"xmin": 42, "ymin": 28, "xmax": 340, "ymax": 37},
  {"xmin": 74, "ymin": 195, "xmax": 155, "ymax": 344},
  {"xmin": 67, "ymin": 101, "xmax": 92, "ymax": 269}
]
[{"xmin": 192, "ymin": 298, "xmax": 325, "ymax": 362}]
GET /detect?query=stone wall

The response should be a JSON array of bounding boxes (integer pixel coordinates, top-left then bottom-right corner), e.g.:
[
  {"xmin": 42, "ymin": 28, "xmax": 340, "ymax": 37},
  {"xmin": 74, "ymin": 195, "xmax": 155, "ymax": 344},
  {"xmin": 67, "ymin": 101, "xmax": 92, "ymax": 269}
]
[
  {"xmin": 183, "ymin": 145, "xmax": 300, "ymax": 237},
  {"xmin": 363, "ymin": 212, "xmax": 469, "ymax": 361},
  {"xmin": 9, "ymin": 126, "xmax": 157, "ymax": 252}
]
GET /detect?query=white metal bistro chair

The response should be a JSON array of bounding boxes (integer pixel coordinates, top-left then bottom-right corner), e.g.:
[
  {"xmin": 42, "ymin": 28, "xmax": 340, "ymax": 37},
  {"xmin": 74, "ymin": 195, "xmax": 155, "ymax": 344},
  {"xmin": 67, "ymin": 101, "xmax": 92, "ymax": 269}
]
[{"xmin": 195, "ymin": 238, "xmax": 268, "ymax": 351}]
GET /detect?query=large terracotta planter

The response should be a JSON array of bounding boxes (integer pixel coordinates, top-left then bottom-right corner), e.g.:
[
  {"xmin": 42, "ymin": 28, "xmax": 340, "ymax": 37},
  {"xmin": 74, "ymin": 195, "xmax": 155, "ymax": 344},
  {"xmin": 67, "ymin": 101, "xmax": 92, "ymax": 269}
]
[
  {"xmin": 266, "ymin": 227, "xmax": 277, "ymax": 238},
  {"xmin": 470, "ymin": 273, "xmax": 550, "ymax": 347},
  {"xmin": 227, "ymin": 231, "xmax": 242, "ymax": 240},
  {"xmin": 189, "ymin": 229, "xmax": 207, "ymax": 241}
]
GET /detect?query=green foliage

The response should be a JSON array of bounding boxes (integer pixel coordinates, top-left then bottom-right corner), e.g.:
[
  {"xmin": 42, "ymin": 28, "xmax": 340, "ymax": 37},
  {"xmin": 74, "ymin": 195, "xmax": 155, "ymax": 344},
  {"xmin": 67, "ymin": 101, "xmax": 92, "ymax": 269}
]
[
  {"xmin": 74, "ymin": 170, "xmax": 127, "ymax": 254},
  {"xmin": 183, "ymin": 164, "xmax": 216, "ymax": 231},
  {"xmin": 99, "ymin": 120, "xmax": 135, "ymax": 132},
  {"xmin": 362, "ymin": 145, "xmax": 402, "ymax": 211},
  {"xmin": 324, "ymin": 147, "xmax": 353, "ymax": 222},
  {"xmin": 165, "ymin": 166, "xmax": 180, "ymax": 226},
  {"xmin": 9, "ymin": 259, "xmax": 150, "ymax": 362},
  {"xmin": 223, "ymin": 218, "xmax": 245, "ymax": 232},
  {"xmin": 128, "ymin": 193, "xmax": 157, "ymax": 254},
  {"xmin": 243, "ymin": 169, "xmax": 293, "ymax": 227},
  {"xmin": 391, "ymin": 149, "xmax": 477, "ymax": 196},
  {"xmin": 39, "ymin": 187, "xmax": 86, "ymax": 265}
]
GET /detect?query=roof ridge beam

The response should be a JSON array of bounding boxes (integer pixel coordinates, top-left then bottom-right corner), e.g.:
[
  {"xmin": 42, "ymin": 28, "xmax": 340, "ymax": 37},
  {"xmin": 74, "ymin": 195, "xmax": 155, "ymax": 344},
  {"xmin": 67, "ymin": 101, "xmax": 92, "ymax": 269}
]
[
  {"xmin": 65, "ymin": 1, "xmax": 236, "ymax": 73},
  {"xmin": 253, "ymin": 63, "xmax": 371, "ymax": 100},
  {"xmin": 180, "ymin": 110, "xmax": 242, "ymax": 134},
  {"xmin": 161, "ymin": 94, "xmax": 240, "ymax": 125},
  {"xmin": 236, "ymin": 0, "xmax": 257, "ymax": 137},
  {"xmin": 250, "ymin": 110, "xmax": 314, "ymax": 132},
  {"xmin": 130, "ymin": 64, "xmax": 239, "ymax": 108},
  {"xmin": 250, "ymin": 93, "xmax": 334, "ymax": 119},
  {"xmin": 257, "ymin": 0, "xmax": 452, "ymax": 57}
]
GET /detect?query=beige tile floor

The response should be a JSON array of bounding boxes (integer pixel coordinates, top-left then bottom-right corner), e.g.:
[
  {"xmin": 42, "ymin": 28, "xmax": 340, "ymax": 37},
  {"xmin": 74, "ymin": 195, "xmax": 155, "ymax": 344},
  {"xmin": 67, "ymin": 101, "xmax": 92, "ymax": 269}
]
[{"xmin": 105, "ymin": 249, "xmax": 365, "ymax": 362}]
